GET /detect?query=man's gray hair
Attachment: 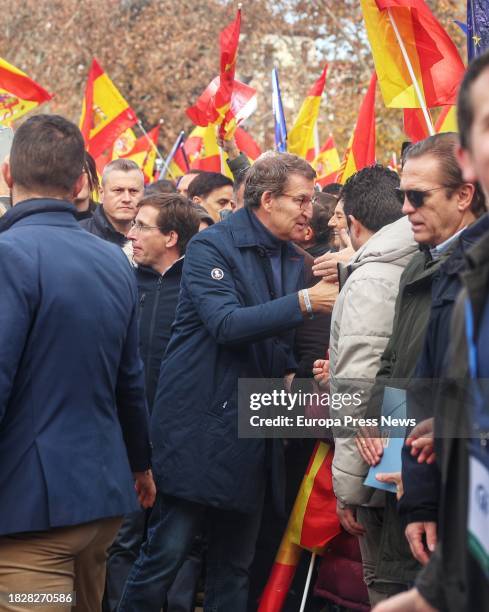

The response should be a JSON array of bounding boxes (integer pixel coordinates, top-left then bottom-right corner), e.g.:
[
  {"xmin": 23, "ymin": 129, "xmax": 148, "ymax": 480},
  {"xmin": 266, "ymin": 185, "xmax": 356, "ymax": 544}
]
[
  {"xmin": 243, "ymin": 152, "xmax": 316, "ymax": 209},
  {"xmin": 101, "ymin": 158, "xmax": 144, "ymax": 186}
]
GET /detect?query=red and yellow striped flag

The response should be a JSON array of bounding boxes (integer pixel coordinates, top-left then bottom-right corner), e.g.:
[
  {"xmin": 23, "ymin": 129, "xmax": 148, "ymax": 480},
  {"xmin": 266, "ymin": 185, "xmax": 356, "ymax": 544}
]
[
  {"xmin": 112, "ymin": 128, "xmax": 137, "ymax": 158},
  {"xmin": 258, "ymin": 442, "xmax": 341, "ymax": 611},
  {"xmin": 235, "ymin": 126, "xmax": 261, "ymax": 161},
  {"xmin": 0, "ymin": 57, "xmax": 52, "ymax": 124},
  {"xmin": 169, "ymin": 125, "xmax": 221, "ymax": 177},
  {"xmin": 435, "ymin": 105, "xmax": 457, "ymax": 133},
  {"xmin": 185, "ymin": 10, "xmax": 241, "ymax": 138},
  {"xmin": 403, "ymin": 108, "xmax": 431, "ymax": 142},
  {"xmin": 120, "ymin": 126, "xmax": 160, "ymax": 183},
  {"xmin": 337, "ymin": 73, "xmax": 377, "ymax": 184},
  {"xmin": 288, "ymin": 65, "xmax": 328, "ymax": 161},
  {"xmin": 361, "ymin": 0, "xmax": 464, "ymax": 108},
  {"xmin": 79, "ymin": 58, "xmax": 137, "ymax": 158},
  {"xmin": 216, "ymin": 8, "xmax": 241, "ymax": 137},
  {"xmin": 169, "ymin": 125, "xmax": 261, "ymax": 179},
  {"xmin": 312, "ymin": 135, "xmax": 341, "ymax": 188},
  {"xmin": 187, "ymin": 77, "xmax": 256, "ymax": 140}
]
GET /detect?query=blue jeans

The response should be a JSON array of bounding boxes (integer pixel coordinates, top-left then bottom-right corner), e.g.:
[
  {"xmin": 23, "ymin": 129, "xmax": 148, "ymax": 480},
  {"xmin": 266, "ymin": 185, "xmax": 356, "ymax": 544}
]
[
  {"xmin": 118, "ymin": 493, "xmax": 263, "ymax": 612},
  {"xmin": 105, "ymin": 509, "xmax": 202, "ymax": 612}
]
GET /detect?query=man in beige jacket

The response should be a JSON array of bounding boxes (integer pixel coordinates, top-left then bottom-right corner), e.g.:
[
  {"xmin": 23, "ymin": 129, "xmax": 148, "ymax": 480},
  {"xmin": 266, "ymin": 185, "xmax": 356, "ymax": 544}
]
[{"xmin": 315, "ymin": 164, "xmax": 418, "ymax": 603}]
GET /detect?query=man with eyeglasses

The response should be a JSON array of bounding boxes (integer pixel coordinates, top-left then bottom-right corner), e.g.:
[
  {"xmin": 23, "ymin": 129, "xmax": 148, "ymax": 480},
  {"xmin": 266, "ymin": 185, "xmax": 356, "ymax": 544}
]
[
  {"xmin": 104, "ymin": 193, "xmax": 200, "ymax": 611},
  {"xmin": 354, "ymin": 132, "xmax": 484, "ymax": 608},
  {"xmin": 118, "ymin": 152, "xmax": 339, "ymax": 612}
]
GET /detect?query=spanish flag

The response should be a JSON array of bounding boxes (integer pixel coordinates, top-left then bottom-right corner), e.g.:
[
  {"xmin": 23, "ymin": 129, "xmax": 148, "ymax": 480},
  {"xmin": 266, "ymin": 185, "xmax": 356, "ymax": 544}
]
[
  {"xmin": 112, "ymin": 127, "xmax": 138, "ymax": 158},
  {"xmin": 185, "ymin": 10, "xmax": 241, "ymax": 138},
  {"xmin": 79, "ymin": 58, "xmax": 137, "ymax": 158},
  {"xmin": 361, "ymin": 0, "xmax": 465, "ymax": 108},
  {"xmin": 169, "ymin": 125, "xmax": 261, "ymax": 179},
  {"xmin": 288, "ymin": 65, "xmax": 328, "ymax": 161},
  {"xmin": 120, "ymin": 126, "xmax": 160, "ymax": 183},
  {"xmin": 187, "ymin": 77, "xmax": 257, "ymax": 140},
  {"xmin": 169, "ymin": 125, "xmax": 221, "ymax": 177},
  {"xmin": 235, "ymin": 126, "xmax": 261, "ymax": 162},
  {"xmin": 435, "ymin": 105, "xmax": 457, "ymax": 133},
  {"xmin": 312, "ymin": 135, "xmax": 341, "ymax": 188},
  {"xmin": 0, "ymin": 57, "xmax": 52, "ymax": 125},
  {"xmin": 258, "ymin": 442, "xmax": 341, "ymax": 611},
  {"xmin": 216, "ymin": 8, "xmax": 241, "ymax": 137},
  {"xmin": 337, "ymin": 73, "xmax": 377, "ymax": 185},
  {"xmin": 403, "ymin": 108, "xmax": 431, "ymax": 142}
]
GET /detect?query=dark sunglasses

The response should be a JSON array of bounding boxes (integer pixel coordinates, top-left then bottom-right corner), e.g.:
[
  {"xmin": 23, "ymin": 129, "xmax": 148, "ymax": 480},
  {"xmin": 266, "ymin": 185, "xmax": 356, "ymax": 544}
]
[{"xmin": 395, "ymin": 186, "xmax": 447, "ymax": 209}]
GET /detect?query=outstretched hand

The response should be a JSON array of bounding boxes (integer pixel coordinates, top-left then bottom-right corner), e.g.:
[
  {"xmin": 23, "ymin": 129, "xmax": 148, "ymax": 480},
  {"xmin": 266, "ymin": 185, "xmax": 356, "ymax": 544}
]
[{"xmin": 405, "ymin": 418, "xmax": 435, "ymax": 464}]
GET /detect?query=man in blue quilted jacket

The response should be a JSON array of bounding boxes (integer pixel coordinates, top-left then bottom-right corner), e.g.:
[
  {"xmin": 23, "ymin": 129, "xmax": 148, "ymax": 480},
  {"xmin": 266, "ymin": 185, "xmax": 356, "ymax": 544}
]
[{"xmin": 119, "ymin": 152, "xmax": 339, "ymax": 612}]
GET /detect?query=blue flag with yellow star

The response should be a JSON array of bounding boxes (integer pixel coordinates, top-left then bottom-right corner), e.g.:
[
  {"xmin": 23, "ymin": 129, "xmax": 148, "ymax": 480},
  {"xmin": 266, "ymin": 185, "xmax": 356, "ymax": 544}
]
[{"xmin": 468, "ymin": 0, "xmax": 489, "ymax": 61}]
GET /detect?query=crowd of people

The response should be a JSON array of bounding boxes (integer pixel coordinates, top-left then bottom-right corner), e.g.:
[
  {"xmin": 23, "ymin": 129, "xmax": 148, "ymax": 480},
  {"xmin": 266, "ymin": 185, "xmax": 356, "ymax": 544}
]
[{"xmin": 0, "ymin": 50, "xmax": 489, "ymax": 612}]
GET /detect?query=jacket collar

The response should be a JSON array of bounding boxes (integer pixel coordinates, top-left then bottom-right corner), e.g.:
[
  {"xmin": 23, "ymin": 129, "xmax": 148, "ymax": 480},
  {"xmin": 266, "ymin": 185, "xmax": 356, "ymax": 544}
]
[
  {"xmin": 0, "ymin": 198, "xmax": 76, "ymax": 233},
  {"xmin": 229, "ymin": 206, "xmax": 302, "ymax": 261},
  {"xmin": 228, "ymin": 207, "xmax": 304, "ymax": 295},
  {"xmin": 92, "ymin": 205, "xmax": 127, "ymax": 242},
  {"xmin": 441, "ymin": 214, "xmax": 489, "ymax": 276},
  {"xmin": 136, "ymin": 257, "xmax": 184, "ymax": 279}
]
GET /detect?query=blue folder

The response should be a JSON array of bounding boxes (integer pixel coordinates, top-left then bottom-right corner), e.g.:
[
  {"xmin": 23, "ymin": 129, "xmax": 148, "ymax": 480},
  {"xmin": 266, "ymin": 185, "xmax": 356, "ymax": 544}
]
[{"xmin": 364, "ymin": 387, "xmax": 407, "ymax": 494}]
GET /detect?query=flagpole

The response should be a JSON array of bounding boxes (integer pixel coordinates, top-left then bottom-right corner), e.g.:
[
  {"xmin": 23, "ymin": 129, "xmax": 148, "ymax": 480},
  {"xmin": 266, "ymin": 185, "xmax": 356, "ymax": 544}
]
[
  {"xmin": 159, "ymin": 130, "xmax": 185, "ymax": 180},
  {"xmin": 387, "ymin": 8, "xmax": 435, "ymax": 136},
  {"xmin": 313, "ymin": 123, "xmax": 320, "ymax": 158},
  {"xmin": 217, "ymin": 125, "xmax": 226, "ymax": 175},
  {"xmin": 299, "ymin": 552, "xmax": 316, "ymax": 612}
]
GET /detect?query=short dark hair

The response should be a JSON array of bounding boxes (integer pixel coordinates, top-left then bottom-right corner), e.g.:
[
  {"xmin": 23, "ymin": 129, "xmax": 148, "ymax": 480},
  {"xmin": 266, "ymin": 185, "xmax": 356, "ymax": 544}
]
[
  {"xmin": 403, "ymin": 132, "xmax": 485, "ymax": 217},
  {"xmin": 187, "ymin": 172, "xmax": 233, "ymax": 200},
  {"xmin": 244, "ymin": 152, "xmax": 316, "ymax": 209},
  {"xmin": 321, "ymin": 182, "xmax": 342, "ymax": 195},
  {"xmin": 145, "ymin": 179, "xmax": 177, "ymax": 195},
  {"xmin": 310, "ymin": 192, "xmax": 337, "ymax": 244},
  {"xmin": 84, "ymin": 152, "xmax": 99, "ymax": 195},
  {"xmin": 138, "ymin": 193, "xmax": 199, "ymax": 254},
  {"xmin": 192, "ymin": 203, "xmax": 214, "ymax": 226},
  {"xmin": 10, "ymin": 114, "xmax": 85, "ymax": 194},
  {"xmin": 341, "ymin": 164, "xmax": 402, "ymax": 233},
  {"xmin": 458, "ymin": 50, "xmax": 489, "ymax": 150}
]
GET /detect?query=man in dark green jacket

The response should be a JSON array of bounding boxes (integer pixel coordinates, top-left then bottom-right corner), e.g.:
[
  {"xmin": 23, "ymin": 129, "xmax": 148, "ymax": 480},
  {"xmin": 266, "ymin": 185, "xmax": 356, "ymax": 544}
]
[
  {"xmin": 356, "ymin": 132, "xmax": 480, "ymax": 607},
  {"xmin": 373, "ymin": 49, "xmax": 489, "ymax": 612}
]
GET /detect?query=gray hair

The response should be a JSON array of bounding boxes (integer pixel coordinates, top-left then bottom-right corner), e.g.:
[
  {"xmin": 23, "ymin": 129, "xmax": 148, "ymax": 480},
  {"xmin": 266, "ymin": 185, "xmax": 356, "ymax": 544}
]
[
  {"xmin": 244, "ymin": 152, "xmax": 316, "ymax": 209},
  {"xmin": 101, "ymin": 158, "xmax": 144, "ymax": 186}
]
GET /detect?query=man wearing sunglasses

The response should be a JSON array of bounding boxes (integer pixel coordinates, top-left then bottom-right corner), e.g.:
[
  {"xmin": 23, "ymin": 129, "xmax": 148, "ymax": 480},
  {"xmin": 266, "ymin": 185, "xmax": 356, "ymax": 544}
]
[
  {"xmin": 357, "ymin": 132, "xmax": 483, "ymax": 608},
  {"xmin": 375, "ymin": 52, "xmax": 489, "ymax": 612}
]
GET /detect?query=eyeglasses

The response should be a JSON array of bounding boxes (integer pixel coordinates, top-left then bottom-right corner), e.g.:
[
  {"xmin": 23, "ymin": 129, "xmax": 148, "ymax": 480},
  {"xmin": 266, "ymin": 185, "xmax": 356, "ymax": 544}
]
[
  {"xmin": 130, "ymin": 220, "xmax": 159, "ymax": 232},
  {"xmin": 395, "ymin": 186, "xmax": 448, "ymax": 209},
  {"xmin": 280, "ymin": 192, "xmax": 314, "ymax": 210}
]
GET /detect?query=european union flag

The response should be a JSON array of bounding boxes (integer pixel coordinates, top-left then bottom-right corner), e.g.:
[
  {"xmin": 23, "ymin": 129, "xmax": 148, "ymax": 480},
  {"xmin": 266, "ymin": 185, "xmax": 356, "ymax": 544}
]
[
  {"xmin": 468, "ymin": 0, "xmax": 489, "ymax": 61},
  {"xmin": 271, "ymin": 67, "xmax": 287, "ymax": 153}
]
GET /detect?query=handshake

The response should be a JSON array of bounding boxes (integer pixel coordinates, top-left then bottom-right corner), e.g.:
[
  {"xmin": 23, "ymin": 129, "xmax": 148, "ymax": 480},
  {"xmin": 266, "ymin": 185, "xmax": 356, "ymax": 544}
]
[{"xmin": 298, "ymin": 235, "xmax": 355, "ymax": 316}]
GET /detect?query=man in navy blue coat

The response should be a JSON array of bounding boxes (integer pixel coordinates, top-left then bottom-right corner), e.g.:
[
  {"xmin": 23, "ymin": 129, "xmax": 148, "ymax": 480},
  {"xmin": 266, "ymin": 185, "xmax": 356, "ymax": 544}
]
[
  {"xmin": 0, "ymin": 115, "xmax": 155, "ymax": 611},
  {"xmin": 119, "ymin": 152, "xmax": 339, "ymax": 611}
]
